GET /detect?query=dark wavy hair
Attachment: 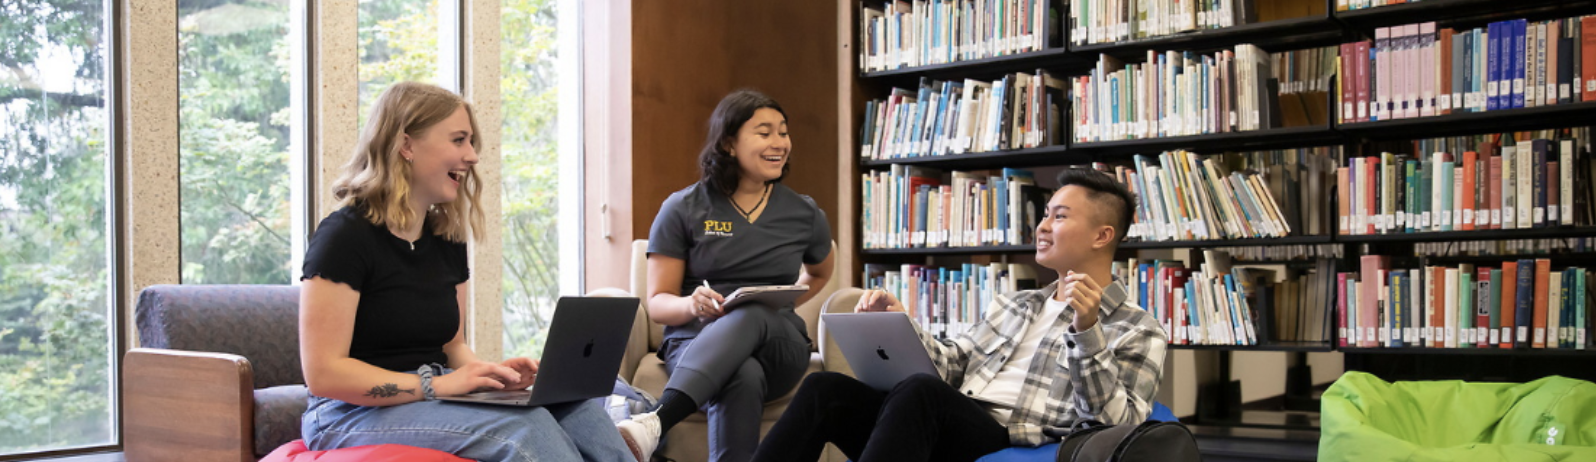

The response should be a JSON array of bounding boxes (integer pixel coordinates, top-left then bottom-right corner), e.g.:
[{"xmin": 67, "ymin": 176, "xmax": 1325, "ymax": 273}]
[
  {"xmin": 699, "ymin": 89, "xmax": 790, "ymax": 196},
  {"xmin": 1055, "ymin": 168, "xmax": 1138, "ymax": 247}
]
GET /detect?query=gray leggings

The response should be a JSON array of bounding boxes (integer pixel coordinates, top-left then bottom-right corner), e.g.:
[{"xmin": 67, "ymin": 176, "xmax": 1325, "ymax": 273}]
[{"xmin": 660, "ymin": 304, "xmax": 812, "ymax": 462}]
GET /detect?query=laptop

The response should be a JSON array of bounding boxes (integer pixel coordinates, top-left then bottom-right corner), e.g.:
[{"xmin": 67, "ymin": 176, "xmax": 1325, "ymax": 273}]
[
  {"xmin": 439, "ymin": 296, "xmax": 638, "ymax": 407},
  {"xmin": 823, "ymin": 311, "xmax": 1015, "ymax": 408},
  {"xmin": 823, "ymin": 311, "xmax": 938, "ymax": 391}
]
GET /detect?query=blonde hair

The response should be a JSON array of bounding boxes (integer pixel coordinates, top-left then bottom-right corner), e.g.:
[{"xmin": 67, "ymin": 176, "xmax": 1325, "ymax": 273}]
[{"xmin": 332, "ymin": 81, "xmax": 484, "ymax": 243}]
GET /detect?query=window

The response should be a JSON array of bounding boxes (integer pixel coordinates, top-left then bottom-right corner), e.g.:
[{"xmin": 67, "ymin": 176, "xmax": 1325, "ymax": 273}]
[
  {"xmin": 359, "ymin": 0, "xmax": 458, "ymax": 123},
  {"xmin": 501, "ymin": 0, "xmax": 582, "ymax": 359},
  {"xmin": 0, "ymin": 0, "xmax": 114, "ymax": 455},
  {"xmin": 178, "ymin": 0, "xmax": 298, "ymax": 285}
]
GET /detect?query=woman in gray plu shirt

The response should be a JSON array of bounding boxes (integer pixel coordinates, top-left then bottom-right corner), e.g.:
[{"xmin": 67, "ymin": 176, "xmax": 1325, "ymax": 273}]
[{"xmin": 616, "ymin": 90, "xmax": 835, "ymax": 462}]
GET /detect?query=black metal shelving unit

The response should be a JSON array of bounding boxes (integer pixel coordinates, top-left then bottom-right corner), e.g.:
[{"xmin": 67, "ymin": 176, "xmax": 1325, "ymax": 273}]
[{"xmin": 848, "ymin": 0, "xmax": 1596, "ymax": 435}]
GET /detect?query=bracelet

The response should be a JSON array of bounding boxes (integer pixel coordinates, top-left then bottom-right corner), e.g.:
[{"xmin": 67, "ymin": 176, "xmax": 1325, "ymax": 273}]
[{"xmin": 417, "ymin": 364, "xmax": 437, "ymax": 401}]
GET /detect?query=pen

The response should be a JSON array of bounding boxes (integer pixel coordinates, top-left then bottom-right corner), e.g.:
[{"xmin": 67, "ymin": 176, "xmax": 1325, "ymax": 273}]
[{"xmin": 702, "ymin": 280, "xmax": 721, "ymax": 311}]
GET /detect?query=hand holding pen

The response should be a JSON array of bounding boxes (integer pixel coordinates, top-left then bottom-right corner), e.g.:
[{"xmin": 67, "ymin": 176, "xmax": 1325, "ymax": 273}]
[{"xmin": 691, "ymin": 279, "xmax": 726, "ymax": 320}]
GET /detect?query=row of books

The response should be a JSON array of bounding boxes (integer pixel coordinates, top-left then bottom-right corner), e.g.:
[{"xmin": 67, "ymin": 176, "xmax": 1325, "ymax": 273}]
[
  {"xmin": 858, "ymin": 0, "xmax": 1054, "ymax": 73},
  {"xmin": 1073, "ymin": 44, "xmax": 1277, "ymax": 142},
  {"xmin": 1414, "ymin": 238, "xmax": 1596, "ymax": 257},
  {"xmin": 1118, "ymin": 252, "xmax": 1337, "ymax": 345},
  {"xmin": 1345, "ymin": 256, "xmax": 1592, "ymax": 349},
  {"xmin": 1335, "ymin": 132, "xmax": 1596, "ymax": 236},
  {"xmin": 1105, "ymin": 148, "xmax": 1339, "ymax": 242},
  {"xmin": 862, "ymin": 165, "xmax": 1052, "ymax": 249},
  {"xmin": 859, "ymin": 72, "xmax": 1066, "ymax": 161},
  {"xmin": 1338, "ymin": 16, "xmax": 1596, "ymax": 124},
  {"xmin": 862, "ymin": 262, "xmax": 1041, "ymax": 339},
  {"xmin": 1335, "ymin": 0, "xmax": 1422, "ymax": 11},
  {"xmin": 1071, "ymin": 0, "xmax": 1324, "ymax": 46},
  {"xmin": 1216, "ymin": 244, "xmax": 1344, "ymax": 262}
]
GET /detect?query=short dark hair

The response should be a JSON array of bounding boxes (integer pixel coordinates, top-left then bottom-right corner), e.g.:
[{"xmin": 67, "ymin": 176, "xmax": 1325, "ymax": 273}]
[
  {"xmin": 699, "ymin": 89, "xmax": 789, "ymax": 196},
  {"xmin": 1054, "ymin": 168, "xmax": 1137, "ymax": 246}
]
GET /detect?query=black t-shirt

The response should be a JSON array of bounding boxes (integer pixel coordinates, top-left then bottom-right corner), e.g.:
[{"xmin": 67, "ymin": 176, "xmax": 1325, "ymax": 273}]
[
  {"xmin": 300, "ymin": 205, "xmax": 469, "ymax": 372},
  {"xmin": 648, "ymin": 182, "xmax": 832, "ymax": 342}
]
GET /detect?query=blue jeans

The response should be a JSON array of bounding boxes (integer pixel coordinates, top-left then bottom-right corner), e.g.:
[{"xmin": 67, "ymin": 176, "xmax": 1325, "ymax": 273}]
[{"xmin": 302, "ymin": 368, "xmax": 633, "ymax": 462}]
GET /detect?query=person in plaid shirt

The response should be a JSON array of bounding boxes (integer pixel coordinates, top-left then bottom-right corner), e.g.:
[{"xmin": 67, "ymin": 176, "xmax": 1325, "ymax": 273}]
[{"xmin": 751, "ymin": 168, "xmax": 1168, "ymax": 462}]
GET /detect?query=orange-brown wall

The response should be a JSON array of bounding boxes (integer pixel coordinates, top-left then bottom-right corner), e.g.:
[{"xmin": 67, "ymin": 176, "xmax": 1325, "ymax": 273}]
[
  {"xmin": 587, "ymin": 0, "xmax": 839, "ymax": 292},
  {"xmin": 631, "ymin": 0, "xmax": 840, "ymax": 248}
]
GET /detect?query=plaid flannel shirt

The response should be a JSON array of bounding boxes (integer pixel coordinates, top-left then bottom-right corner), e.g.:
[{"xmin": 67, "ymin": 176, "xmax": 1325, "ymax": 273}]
[{"xmin": 912, "ymin": 278, "xmax": 1167, "ymax": 446}]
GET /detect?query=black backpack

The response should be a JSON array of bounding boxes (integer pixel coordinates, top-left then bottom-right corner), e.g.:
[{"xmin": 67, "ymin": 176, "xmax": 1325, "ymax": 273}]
[{"xmin": 1055, "ymin": 419, "xmax": 1201, "ymax": 462}]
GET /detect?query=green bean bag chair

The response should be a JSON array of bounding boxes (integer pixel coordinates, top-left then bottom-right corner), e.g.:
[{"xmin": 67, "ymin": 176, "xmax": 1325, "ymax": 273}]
[{"xmin": 1320, "ymin": 371, "xmax": 1596, "ymax": 462}]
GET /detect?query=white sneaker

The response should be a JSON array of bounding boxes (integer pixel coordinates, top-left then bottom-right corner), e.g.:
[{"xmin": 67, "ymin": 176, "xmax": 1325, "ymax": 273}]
[{"xmin": 617, "ymin": 411, "xmax": 662, "ymax": 462}]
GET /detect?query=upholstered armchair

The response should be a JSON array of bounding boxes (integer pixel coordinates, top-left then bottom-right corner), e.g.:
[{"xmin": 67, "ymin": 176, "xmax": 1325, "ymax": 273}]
[
  {"xmin": 621, "ymin": 239, "xmax": 852, "ymax": 462},
  {"xmin": 123, "ymin": 284, "xmax": 309, "ymax": 462}
]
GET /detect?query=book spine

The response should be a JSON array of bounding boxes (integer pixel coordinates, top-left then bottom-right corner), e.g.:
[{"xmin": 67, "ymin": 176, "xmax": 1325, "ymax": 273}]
[
  {"xmin": 1502, "ymin": 261, "xmax": 1519, "ymax": 348},
  {"xmin": 1534, "ymin": 258, "xmax": 1551, "ymax": 348},
  {"xmin": 1489, "ymin": 268, "xmax": 1504, "ymax": 346},
  {"xmin": 1477, "ymin": 267, "xmax": 1492, "ymax": 348}
]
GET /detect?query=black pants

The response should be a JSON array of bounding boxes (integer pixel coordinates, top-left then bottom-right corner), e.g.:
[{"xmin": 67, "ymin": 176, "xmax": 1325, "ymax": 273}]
[
  {"xmin": 661, "ymin": 305, "xmax": 812, "ymax": 462},
  {"xmin": 750, "ymin": 372, "xmax": 1011, "ymax": 462}
]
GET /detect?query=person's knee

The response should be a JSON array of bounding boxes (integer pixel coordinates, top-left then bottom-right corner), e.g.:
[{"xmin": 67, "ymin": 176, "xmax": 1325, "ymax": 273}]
[
  {"xmin": 722, "ymin": 359, "xmax": 767, "ymax": 396},
  {"xmin": 890, "ymin": 373, "xmax": 946, "ymax": 397},
  {"xmin": 800, "ymin": 371, "xmax": 851, "ymax": 390}
]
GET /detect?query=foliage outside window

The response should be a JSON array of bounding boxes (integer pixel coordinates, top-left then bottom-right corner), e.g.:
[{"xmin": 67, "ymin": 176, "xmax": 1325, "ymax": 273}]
[
  {"xmin": 500, "ymin": 0, "xmax": 565, "ymax": 360},
  {"xmin": 359, "ymin": 0, "xmax": 444, "ymax": 124},
  {"xmin": 179, "ymin": 0, "xmax": 294, "ymax": 285},
  {"xmin": 0, "ymin": 0, "xmax": 114, "ymax": 455}
]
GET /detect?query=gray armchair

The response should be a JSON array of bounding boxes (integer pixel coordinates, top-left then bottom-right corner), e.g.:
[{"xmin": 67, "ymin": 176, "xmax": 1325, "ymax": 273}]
[{"xmin": 123, "ymin": 284, "xmax": 307, "ymax": 462}]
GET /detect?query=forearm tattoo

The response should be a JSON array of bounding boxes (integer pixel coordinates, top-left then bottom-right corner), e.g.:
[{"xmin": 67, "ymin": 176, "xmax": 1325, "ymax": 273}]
[{"xmin": 363, "ymin": 383, "xmax": 416, "ymax": 398}]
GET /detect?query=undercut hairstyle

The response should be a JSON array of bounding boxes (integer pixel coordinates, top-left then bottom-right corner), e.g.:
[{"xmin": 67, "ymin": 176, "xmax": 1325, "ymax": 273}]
[
  {"xmin": 698, "ymin": 89, "xmax": 789, "ymax": 196},
  {"xmin": 332, "ymin": 81, "xmax": 483, "ymax": 243},
  {"xmin": 1055, "ymin": 168, "xmax": 1137, "ymax": 247}
]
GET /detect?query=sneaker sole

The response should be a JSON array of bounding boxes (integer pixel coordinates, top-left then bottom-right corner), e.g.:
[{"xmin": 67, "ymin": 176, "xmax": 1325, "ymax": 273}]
[{"xmin": 621, "ymin": 430, "xmax": 647, "ymax": 462}]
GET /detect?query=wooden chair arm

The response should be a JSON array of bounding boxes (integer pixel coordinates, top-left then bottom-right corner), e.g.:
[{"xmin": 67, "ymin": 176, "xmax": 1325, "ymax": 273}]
[{"xmin": 123, "ymin": 347, "xmax": 255, "ymax": 462}]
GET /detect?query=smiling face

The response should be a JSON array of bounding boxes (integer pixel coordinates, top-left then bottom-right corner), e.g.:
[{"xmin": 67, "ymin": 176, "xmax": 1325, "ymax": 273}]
[
  {"xmin": 1034, "ymin": 185, "xmax": 1118, "ymax": 272},
  {"xmin": 402, "ymin": 104, "xmax": 478, "ymax": 208},
  {"xmin": 724, "ymin": 107, "xmax": 790, "ymax": 185}
]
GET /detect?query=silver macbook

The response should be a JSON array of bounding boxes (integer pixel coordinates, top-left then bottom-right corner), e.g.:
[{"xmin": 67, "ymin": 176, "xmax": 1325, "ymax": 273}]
[
  {"xmin": 439, "ymin": 296, "xmax": 638, "ymax": 407},
  {"xmin": 824, "ymin": 311, "xmax": 1015, "ymax": 409},
  {"xmin": 823, "ymin": 311, "xmax": 940, "ymax": 391}
]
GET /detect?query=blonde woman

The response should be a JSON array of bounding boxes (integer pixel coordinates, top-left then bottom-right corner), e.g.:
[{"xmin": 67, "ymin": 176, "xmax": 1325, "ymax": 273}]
[{"xmin": 298, "ymin": 82, "xmax": 632, "ymax": 462}]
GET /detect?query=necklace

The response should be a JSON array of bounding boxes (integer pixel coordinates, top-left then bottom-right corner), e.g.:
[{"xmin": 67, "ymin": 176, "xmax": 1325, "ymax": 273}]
[{"xmin": 730, "ymin": 184, "xmax": 772, "ymax": 222}]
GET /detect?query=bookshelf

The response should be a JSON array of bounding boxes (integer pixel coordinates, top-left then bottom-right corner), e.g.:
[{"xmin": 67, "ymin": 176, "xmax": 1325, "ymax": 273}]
[
  {"xmin": 1338, "ymin": 346, "xmax": 1596, "ymax": 355},
  {"xmin": 1337, "ymin": 101, "xmax": 1596, "ymax": 139},
  {"xmin": 1338, "ymin": 226, "xmax": 1596, "ymax": 243},
  {"xmin": 1066, "ymin": 125, "xmax": 1343, "ymax": 157},
  {"xmin": 841, "ymin": 0, "xmax": 1596, "ymax": 432},
  {"xmin": 860, "ymin": 244, "xmax": 1037, "ymax": 255},
  {"xmin": 861, "ymin": 48, "xmax": 1086, "ymax": 79},
  {"xmin": 860, "ymin": 144, "xmax": 1076, "ymax": 169},
  {"xmin": 1172, "ymin": 342, "xmax": 1335, "ymax": 353},
  {"xmin": 1071, "ymin": 14, "xmax": 1343, "ymax": 59}
]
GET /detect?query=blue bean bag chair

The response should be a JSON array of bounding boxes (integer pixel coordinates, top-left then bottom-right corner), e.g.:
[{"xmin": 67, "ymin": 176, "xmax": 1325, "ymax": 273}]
[{"xmin": 974, "ymin": 402, "xmax": 1179, "ymax": 462}]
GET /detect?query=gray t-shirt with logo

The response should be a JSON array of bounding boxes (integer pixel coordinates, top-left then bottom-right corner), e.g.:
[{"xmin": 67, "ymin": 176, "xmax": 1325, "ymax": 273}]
[{"xmin": 647, "ymin": 182, "xmax": 832, "ymax": 343}]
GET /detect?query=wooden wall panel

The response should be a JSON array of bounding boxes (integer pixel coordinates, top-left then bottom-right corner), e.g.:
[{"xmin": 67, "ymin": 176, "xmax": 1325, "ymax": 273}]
[{"xmin": 630, "ymin": 0, "xmax": 839, "ymax": 243}]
